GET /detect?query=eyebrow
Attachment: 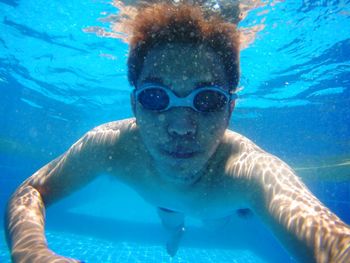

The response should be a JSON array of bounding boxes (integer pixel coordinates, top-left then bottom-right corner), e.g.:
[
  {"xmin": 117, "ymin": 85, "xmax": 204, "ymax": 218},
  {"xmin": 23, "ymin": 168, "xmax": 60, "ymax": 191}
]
[
  {"xmin": 140, "ymin": 76, "xmax": 227, "ymax": 90},
  {"xmin": 195, "ymin": 80, "xmax": 227, "ymax": 89},
  {"xmin": 140, "ymin": 76, "xmax": 165, "ymax": 86}
]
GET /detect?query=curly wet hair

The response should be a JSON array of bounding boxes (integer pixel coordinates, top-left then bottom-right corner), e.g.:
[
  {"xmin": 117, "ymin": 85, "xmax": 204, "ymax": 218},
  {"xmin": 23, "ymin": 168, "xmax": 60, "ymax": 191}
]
[{"xmin": 127, "ymin": 3, "xmax": 240, "ymax": 90}]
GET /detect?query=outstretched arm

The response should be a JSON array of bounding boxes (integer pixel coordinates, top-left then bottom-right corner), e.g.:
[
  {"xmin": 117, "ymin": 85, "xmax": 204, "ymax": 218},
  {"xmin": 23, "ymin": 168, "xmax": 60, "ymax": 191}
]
[
  {"xmin": 5, "ymin": 122, "xmax": 125, "ymax": 262},
  {"xmin": 244, "ymin": 152, "xmax": 350, "ymax": 263}
]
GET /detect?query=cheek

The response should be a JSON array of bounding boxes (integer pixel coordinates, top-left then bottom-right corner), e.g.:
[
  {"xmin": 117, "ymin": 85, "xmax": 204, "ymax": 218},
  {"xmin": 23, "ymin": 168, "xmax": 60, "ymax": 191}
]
[
  {"xmin": 136, "ymin": 110, "xmax": 167, "ymax": 136},
  {"xmin": 198, "ymin": 112, "xmax": 229, "ymax": 135}
]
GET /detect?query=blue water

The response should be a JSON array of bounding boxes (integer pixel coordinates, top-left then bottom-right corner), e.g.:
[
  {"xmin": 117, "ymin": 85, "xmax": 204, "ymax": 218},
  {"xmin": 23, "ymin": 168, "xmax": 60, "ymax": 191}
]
[{"xmin": 1, "ymin": 0, "xmax": 350, "ymax": 262}]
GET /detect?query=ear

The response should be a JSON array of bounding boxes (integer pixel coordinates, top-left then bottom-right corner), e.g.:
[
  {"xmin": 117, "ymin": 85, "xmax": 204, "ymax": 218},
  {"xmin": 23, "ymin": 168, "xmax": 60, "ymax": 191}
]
[{"xmin": 131, "ymin": 91, "xmax": 136, "ymax": 116}]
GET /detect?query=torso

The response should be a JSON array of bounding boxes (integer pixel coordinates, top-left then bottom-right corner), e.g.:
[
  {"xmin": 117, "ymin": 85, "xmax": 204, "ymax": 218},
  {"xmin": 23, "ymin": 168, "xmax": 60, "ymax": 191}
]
[{"xmin": 99, "ymin": 118, "xmax": 255, "ymax": 220}]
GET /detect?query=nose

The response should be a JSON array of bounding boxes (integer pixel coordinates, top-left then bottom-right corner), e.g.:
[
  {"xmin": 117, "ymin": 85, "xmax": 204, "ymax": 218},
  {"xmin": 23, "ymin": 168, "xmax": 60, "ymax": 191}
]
[{"xmin": 167, "ymin": 109, "xmax": 197, "ymax": 137}]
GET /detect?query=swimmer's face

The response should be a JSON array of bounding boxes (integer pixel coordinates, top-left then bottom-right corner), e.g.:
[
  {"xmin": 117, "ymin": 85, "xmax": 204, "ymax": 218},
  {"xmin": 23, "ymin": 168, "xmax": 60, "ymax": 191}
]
[{"xmin": 133, "ymin": 43, "xmax": 234, "ymax": 185}]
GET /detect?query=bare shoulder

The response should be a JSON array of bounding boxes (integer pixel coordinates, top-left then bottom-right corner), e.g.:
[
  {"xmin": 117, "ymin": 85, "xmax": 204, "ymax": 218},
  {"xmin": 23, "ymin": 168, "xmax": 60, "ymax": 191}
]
[
  {"xmin": 20, "ymin": 118, "xmax": 140, "ymax": 204},
  {"xmin": 220, "ymin": 129, "xmax": 287, "ymax": 179},
  {"xmin": 91, "ymin": 118, "xmax": 137, "ymax": 132},
  {"xmin": 221, "ymin": 129, "xmax": 264, "ymax": 155},
  {"xmin": 84, "ymin": 118, "xmax": 138, "ymax": 145},
  {"xmin": 55, "ymin": 118, "xmax": 139, "ymax": 162}
]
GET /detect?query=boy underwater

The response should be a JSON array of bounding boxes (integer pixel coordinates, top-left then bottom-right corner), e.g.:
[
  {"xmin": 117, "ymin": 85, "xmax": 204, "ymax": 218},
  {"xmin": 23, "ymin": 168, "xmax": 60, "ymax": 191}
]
[{"xmin": 5, "ymin": 2, "xmax": 350, "ymax": 263}]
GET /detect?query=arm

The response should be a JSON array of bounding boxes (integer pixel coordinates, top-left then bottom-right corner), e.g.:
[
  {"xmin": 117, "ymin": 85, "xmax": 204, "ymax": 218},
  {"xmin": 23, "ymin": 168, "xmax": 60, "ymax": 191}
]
[
  {"xmin": 4, "ymin": 122, "xmax": 125, "ymax": 262},
  {"xmin": 244, "ymin": 151, "xmax": 350, "ymax": 263}
]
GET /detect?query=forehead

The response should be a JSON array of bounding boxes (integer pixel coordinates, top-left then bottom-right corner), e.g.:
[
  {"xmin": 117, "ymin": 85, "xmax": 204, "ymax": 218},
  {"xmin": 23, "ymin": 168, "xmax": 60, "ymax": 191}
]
[{"xmin": 138, "ymin": 43, "xmax": 227, "ymax": 88}]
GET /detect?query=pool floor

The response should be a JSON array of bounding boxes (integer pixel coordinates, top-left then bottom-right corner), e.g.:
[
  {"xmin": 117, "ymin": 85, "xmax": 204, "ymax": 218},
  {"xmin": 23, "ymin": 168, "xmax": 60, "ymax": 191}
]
[{"xmin": 1, "ymin": 229, "xmax": 270, "ymax": 263}]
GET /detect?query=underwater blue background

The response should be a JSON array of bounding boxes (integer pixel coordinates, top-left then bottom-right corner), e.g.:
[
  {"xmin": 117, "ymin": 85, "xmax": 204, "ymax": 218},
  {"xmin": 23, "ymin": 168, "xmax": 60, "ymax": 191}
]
[{"xmin": 1, "ymin": 0, "xmax": 350, "ymax": 262}]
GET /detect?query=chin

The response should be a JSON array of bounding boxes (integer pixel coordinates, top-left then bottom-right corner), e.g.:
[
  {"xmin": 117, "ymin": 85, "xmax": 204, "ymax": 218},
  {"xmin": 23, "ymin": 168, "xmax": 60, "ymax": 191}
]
[
  {"xmin": 162, "ymin": 170, "xmax": 202, "ymax": 185},
  {"xmin": 157, "ymin": 159, "xmax": 205, "ymax": 185},
  {"xmin": 150, "ymin": 148, "xmax": 209, "ymax": 184}
]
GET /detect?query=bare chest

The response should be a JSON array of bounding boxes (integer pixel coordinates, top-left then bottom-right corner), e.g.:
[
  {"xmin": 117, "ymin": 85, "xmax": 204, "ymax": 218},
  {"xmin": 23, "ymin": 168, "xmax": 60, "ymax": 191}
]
[{"xmin": 116, "ymin": 162, "xmax": 248, "ymax": 220}]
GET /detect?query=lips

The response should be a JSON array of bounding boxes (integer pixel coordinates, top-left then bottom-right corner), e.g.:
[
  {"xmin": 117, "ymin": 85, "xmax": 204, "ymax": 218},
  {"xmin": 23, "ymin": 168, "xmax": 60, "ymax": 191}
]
[{"xmin": 160, "ymin": 147, "xmax": 199, "ymax": 159}]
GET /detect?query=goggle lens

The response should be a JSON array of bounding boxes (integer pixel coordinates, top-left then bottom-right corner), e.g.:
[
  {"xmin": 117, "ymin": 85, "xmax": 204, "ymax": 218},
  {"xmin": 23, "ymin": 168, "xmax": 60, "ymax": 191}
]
[
  {"xmin": 194, "ymin": 90, "xmax": 228, "ymax": 112},
  {"xmin": 137, "ymin": 88, "xmax": 169, "ymax": 111}
]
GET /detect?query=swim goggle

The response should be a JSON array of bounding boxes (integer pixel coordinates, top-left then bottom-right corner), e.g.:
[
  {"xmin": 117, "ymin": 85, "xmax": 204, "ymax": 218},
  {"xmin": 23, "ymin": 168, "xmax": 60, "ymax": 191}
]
[{"xmin": 134, "ymin": 83, "xmax": 237, "ymax": 113}]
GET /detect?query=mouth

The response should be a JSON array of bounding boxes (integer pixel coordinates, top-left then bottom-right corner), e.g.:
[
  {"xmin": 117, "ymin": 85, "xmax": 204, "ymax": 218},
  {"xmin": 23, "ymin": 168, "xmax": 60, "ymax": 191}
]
[{"xmin": 160, "ymin": 148, "xmax": 199, "ymax": 159}]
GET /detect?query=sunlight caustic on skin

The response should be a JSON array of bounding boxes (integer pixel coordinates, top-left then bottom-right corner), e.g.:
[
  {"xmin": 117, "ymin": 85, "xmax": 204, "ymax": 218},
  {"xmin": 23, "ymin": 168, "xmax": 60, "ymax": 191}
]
[
  {"xmin": 222, "ymin": 132, "xmax": 350, "ymax": 263},
  {"xmin": 6, "ymin": 115, "xmax": 350, "ymax": 262},
  {"xmin": 6, "ymin": 186, "xmax": 81, "ymax": 263}
]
